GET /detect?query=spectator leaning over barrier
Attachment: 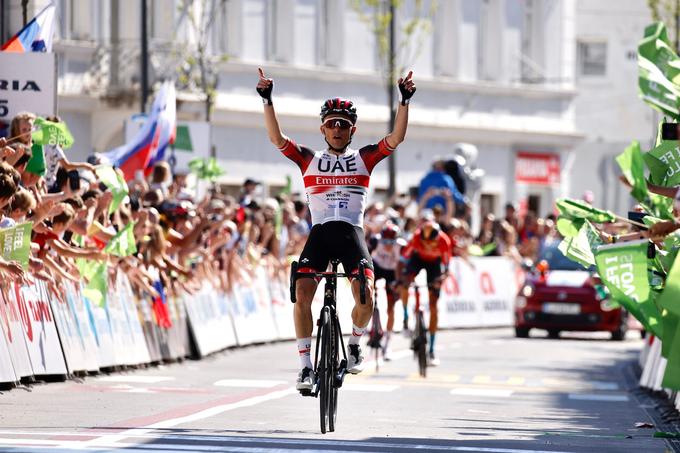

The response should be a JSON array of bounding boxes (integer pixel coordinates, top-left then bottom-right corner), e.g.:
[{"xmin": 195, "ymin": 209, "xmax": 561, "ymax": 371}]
[{"xmin": 42, "ymin": 116, "xmax": 96, "ymax": 189}]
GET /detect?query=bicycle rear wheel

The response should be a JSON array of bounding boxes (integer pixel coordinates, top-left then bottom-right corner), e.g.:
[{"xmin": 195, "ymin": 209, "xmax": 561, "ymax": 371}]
[
  {"xmin": 318, "ymin": 308, "xmax": 331, "ymax": 434},
  {"xmin": 328, "ymin": 314, "xmax": 339, "ymax": 432},
  {"xmin": 416, "ymin": 312, "xmax": 427, "ymax": 378}
]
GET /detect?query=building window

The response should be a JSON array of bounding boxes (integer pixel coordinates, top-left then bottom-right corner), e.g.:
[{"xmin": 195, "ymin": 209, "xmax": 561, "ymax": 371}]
[
  {"xmin": 578, "ymin": 41, "xmax": 607, "ymax": 76},
  {"xmin": 294, "ymin": 0, "xmax": 317, "ymax": 66},
  {"xmin": 66, "ymin": 0, "xmax": 94, "ymax": 40},
  {"xmin": 520, "ymin": 0, "xmax": 545, "ymax": 83}
]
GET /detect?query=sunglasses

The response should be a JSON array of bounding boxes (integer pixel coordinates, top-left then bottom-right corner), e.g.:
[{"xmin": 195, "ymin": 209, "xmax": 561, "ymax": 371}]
[{"xmin": 323, "ymin": 118, "xmax": 353, "ymax": 130}]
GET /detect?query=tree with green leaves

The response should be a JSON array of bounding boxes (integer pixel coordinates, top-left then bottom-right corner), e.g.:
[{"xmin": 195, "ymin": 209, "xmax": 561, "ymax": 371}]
[
  {"xmin": 174, "ymin": 1, "xmax": 228, "ymax": 130},
  {"xmin": 648, "ymin": 0, "xmax": 680, "ymax": 52},
  {"xmin": 350, "ymin": 0, "xmax": 437, "ymax": 196}
]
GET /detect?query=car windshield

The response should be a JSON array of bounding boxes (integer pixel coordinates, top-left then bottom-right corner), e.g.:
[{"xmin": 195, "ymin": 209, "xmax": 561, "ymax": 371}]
[{"xmin": 538, "ymin": 242, "xmax": 591, "ymax": 272}]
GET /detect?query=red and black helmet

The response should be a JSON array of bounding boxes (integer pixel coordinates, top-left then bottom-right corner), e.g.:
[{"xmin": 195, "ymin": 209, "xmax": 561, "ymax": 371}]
[
  {"xmin": 380, "ymin": 223, "xmax": 400, "ymax": 241},
  {"xmin": 320, "ymin": 98, "xmax": 358, "ymax": 124}
]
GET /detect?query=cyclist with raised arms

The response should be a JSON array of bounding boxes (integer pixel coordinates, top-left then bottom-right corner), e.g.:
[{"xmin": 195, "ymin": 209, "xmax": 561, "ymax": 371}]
[
  {"xmin": 397, "ymin": 215, "xmax": 451, "ymax": 366},
  {"xmin": 256, "ymin": 67, "xmax": 416, "ymax": 391}
]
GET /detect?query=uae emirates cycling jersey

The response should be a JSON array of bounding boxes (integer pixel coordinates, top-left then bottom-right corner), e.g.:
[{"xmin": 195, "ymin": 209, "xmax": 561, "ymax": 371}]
[{"xmin": 278, "ymin": 138, "xmax": 395, "ymax": 228}]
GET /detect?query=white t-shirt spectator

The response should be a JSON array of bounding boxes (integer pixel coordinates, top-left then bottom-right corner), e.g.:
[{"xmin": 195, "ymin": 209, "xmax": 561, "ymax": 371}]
[{"xmin": 44, "ymin": 144, "xmax": 66, "ymax": 188}]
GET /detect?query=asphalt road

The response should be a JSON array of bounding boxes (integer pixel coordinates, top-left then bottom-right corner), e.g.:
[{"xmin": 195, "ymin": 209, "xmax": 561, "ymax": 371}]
[{"xmin": 0, "ymin": 328, "xmax": 670, "ymax": 452}]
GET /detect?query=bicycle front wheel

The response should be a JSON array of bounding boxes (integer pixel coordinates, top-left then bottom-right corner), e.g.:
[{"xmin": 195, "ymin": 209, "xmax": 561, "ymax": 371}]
[
  {"xmin": 319, "ymin": 307, "xmax": 331, "ymax": 434},
  {"xmin": 328, "ymin": 313, "xmax": 339, "ymax": 432}
]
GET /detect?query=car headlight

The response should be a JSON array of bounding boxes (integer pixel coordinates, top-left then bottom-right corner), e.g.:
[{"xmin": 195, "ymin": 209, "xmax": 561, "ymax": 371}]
[
  {"xmin": 521, "ymin": 284, "xmax": 534, "ymax": 298},
  {"xmin": 516, "ymin": 296, "xmax": 527, "ymax": 309}
]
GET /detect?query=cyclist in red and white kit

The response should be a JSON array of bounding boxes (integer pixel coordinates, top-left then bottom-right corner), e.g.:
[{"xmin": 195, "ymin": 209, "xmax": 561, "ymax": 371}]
[
  {"xmin": 257, "ymin": 68, "xmax": 416, "ymax": 391},
  {"xmin": 370, "ymin": 223, "xmax": 406, "ymax": 360}
]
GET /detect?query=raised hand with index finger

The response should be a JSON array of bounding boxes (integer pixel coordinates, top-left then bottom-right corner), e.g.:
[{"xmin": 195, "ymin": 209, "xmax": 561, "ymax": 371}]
[
  {"xmin": 397, "ymin": 71, "xmax": 416, "ymax": 105},
  {"xmin": 256, "ymin": 67, "xmax": 274, "ymax": 105}
]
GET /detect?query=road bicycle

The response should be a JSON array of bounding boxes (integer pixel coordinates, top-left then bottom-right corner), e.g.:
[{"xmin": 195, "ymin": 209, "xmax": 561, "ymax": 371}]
[
  {"xmin": 290, "ymin": 258, "xmax": 368, "ymax": 434},
  {"xmin": 409, "ymin": 282, "xmax": 428, "ymax": 378}
]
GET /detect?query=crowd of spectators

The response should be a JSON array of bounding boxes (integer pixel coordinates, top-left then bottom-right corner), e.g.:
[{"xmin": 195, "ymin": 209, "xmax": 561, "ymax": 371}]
[{"xmin": 0, "ymin": 112, "xmax": 572, "ymax": 318}]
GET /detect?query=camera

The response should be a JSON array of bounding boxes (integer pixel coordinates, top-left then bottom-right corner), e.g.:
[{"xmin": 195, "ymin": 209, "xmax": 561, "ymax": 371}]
[{"xmin": 662, "ymin": 122, "xmax": 679, "ymax": 141}]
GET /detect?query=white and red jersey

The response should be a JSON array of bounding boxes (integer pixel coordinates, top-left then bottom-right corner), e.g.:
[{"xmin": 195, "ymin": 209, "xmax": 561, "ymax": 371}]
[
  {"xmin": 371, "ymin": 241, "xmax": 403, "ymax": 270},
  {"xmin": 278, "ymin": 138, "xmax": 395, "ymax": 228}
]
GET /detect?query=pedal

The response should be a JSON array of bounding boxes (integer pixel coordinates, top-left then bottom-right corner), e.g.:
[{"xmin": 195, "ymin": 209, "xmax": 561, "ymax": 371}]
[
  {"xmin": 298, "ymin": 389, "xmax": 313, "ymax": 397},
  {"xmin": 335, "ymin": 359, "xmax": 348, "ymax": 388}
]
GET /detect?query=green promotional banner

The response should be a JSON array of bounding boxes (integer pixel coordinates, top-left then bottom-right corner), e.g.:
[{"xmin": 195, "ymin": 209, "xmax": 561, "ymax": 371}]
[
  {"xmin": 616, "ymin": 141, "xmax": 648, "ymax": 202},
  {"xmin": 31, "ymin": 117, "xmax": 75, "ymax": 149},
  {"xmin": 555, "ymin": 198, "xmax": 617, "ymax": 224},
  {"xmin": 25, "ymin": 143, "xmax": 46, "ymax": 176},
  {"xmin": 95, "ymin": 165, "xmax": 128, "ymax": 214},
  {"xmin": 0, "ymin": 222, "xmax": 32, "ymax": 269},
  {"xmin": 644, "ymin": 139, "xmax": 680, "ymax": 187},
  {"xmin": 595, "ymin": 240, "xmax": 662, "ymax": 338},
  {"xmin": 104, "ymin": 222, "xmax": 137, "ymax": 257},
  {"xmin": 638, "ymin": 22, "xmax": 680, "ymax": 119}
]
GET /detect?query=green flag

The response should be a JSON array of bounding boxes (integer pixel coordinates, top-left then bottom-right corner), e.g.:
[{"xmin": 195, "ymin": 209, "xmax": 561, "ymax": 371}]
[
  {"xmin": 104, "ymin": 222, "xmax": 137, "ymax": 257},
  {"xmin": 657, "ymin": 253, "xmax": 680, "ymax": 317},
  {"xmin": 0, "ymin": 222, "xmax": 32, "ymax": 269},
  {"xmin": 555, "ymin": 198, "xmax": 617, "ymax": 224},
  {"xmin": 557, "ymin": 221, "xmax": 602, "ymax": 269},
  {"xmin": 95, "ymin": 165, "xmax": 128, "ymax": 214},
  {"xmin": 616, "ymin": 141, "xmax": 648, "ymax": 202},
  {"xmin": 31, "ymin": 117, "xmax": 75, "ymax": 149},
  {"xmin": 25, "ymin": 143, "xmax": 46, "ymax": 176},
  {"xmin": 77, "ymin": 258, "xmax": 108, "ymax": 307},
  {"xmin": 280, "ymin": 175, "xmax": 292, "ymax": 196},
  {"xmin": 556, "ymin": 217, "xmax": 584, "ymax": 238},
  {"xmin": 595, "ymin": 240, "xmax": 663, "ymax": 337},
  {"xmin": 638, "ymin": 22, "xmax": 680, "ymax": 119},
  {"xmin": 644, "ymin": 139, "xmax": 680, "ymax": 186},
  {"xmin": 662, "ymin": 319, "xmax": 680, "ymax": 390},
  {"xmin": 189, "ymin": 157, "xmax": 224, "ymax": 182}
]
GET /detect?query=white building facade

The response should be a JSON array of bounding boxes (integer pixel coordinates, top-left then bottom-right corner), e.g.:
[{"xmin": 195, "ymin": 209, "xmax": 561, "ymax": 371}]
[
  {"xmin": 2, "ymin": 0, "xmax": 587, "ymax": 230},
  {"xmin": 572, "ymin": 0, "xmax": 656, "ymax": 213}
]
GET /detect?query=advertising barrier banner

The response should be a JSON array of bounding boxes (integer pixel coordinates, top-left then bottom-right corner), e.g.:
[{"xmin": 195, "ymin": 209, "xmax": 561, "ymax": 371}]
[
  {"xmin": 0, "ymin": 286, "xmax": 33, "ymax": 378},
  {"xmin": 12, "ymin": 283, "xmax": 67, "ymax": 376}
]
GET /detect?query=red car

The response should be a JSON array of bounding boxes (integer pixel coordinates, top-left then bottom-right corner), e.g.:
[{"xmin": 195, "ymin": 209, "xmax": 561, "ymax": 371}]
[{"xmin": 514, "ymin": 241, "xmax": 629, "ymax": 341}]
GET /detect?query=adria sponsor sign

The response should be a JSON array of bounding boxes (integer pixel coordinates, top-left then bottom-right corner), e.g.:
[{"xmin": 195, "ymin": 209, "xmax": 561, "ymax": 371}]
[{"xmin": 515, "ymin": 152, "xmax": 560, "ymax": 186}]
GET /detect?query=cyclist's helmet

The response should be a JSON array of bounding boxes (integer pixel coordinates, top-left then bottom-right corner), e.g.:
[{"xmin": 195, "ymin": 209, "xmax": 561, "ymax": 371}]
[
  {"xmin": 420, "ymin": 220, "xmax": 441, "ymax": 241},
  {"xmin": 320, "ymin": 98, "xmax": 358, "ymax": 124},
  {"xmin": 380, "ymin": 223, "xmax": 400, "ymax": 241}
]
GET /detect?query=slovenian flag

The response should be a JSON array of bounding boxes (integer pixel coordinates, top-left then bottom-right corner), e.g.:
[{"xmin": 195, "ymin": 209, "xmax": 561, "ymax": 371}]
[
  {"xmin": 1, "ymin": 3, "xmax": 56, "ymax": 53},
  {"xmin": 101, "ymin": 81, "xmax": 176, "ymax": 181}
]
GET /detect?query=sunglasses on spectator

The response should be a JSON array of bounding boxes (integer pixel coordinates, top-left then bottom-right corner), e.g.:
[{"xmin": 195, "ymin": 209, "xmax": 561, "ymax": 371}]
[{"xmin": 323, "ymin": 118, "xmax": 353, "ymax": 130}]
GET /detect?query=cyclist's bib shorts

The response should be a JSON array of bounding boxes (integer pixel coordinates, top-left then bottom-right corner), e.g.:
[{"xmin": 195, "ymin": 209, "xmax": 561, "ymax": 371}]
[
  {"xmin": 404, "ymin": 254, "xmax": 442, "ymax": 284},
  {"xmin": 374, "ymin": 263, "xmax": 396, "ymax": 284},
  {"xmin": 298, "ymin": 221, "xmax": 374, "ymax": 277}
]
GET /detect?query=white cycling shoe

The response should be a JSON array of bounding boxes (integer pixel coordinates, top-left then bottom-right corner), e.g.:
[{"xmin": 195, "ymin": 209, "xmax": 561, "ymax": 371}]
[
  {"xmin": 296, "ymin": 367, "xmax": 314, "ymax": 391},
  {"xmin": 347, "ymin": 344, "xmax": 365, "ymax": 374}
]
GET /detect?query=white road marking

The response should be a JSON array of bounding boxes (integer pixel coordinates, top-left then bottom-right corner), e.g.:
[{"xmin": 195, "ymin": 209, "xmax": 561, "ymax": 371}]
[
  {"xmin": 82, "ymin": 386, "xmax": 297, "ymax": 447},
  {"xmin": 0, "ymin": 434, "xmax": 586, "ymax": 453},
  {"xmin": 213, "ymin": 379, "xmax": 286, "ymax": 388},
  {"xmin": 98, "ymin": 376, "xmax": 175, "ymax": 384},
  {"xmin": 568, "ymin": 393, "xmax": 629, "ymax": 402},
  {"xmin": 450, "ymin": 388, "xmax": 514, "ymax": 398},
  {"xmin": 343, "ymin": 383, "xmax": 399, "ymax": 392}
]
